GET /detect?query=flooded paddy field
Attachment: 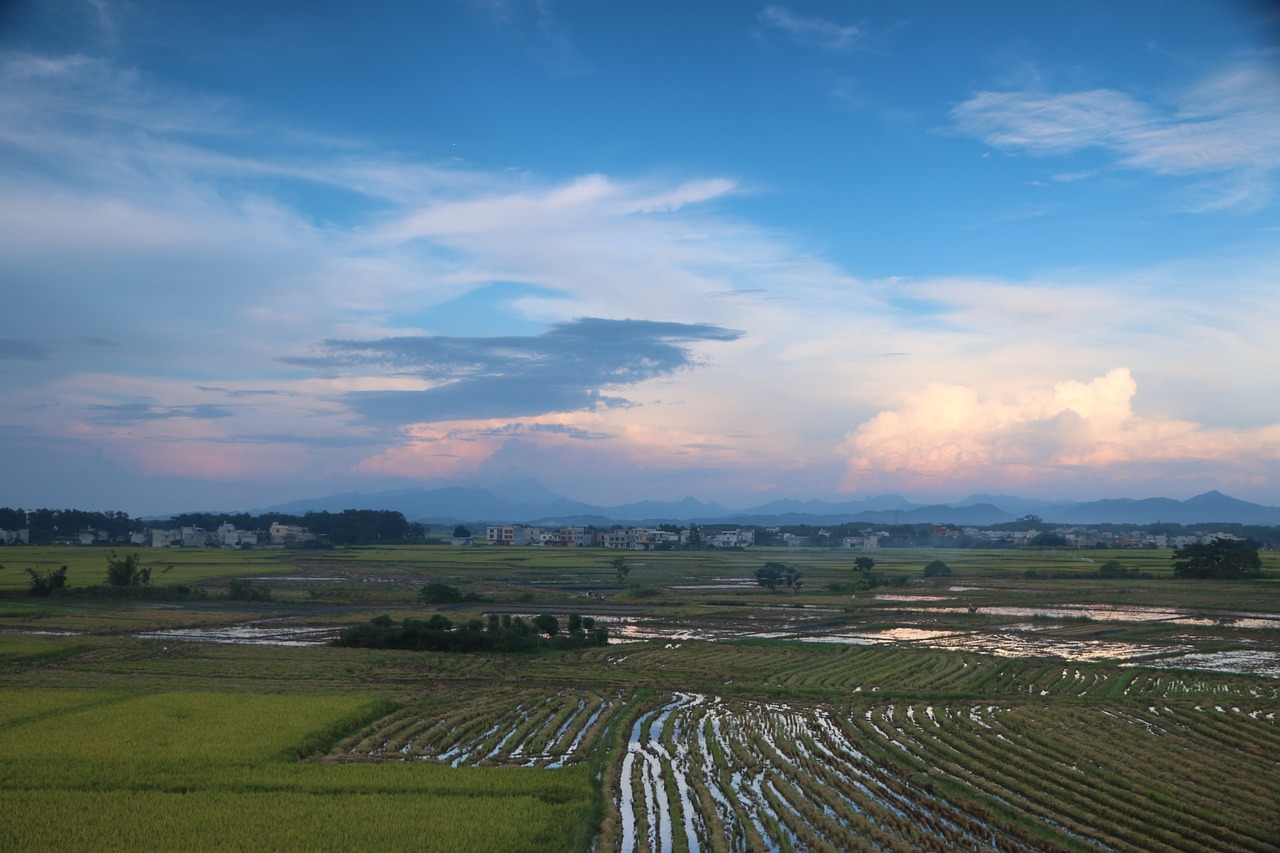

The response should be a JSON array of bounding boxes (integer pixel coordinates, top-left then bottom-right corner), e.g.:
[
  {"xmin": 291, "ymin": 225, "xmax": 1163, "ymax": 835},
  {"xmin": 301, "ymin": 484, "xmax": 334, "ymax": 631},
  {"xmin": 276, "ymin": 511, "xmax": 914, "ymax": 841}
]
[
  {"xmin": 599, "ymin": 692, "xmax": 1280, "ymax": 852},
  {"xmin": 135, "ymin": 622, "xmax": 343, "ymax": 646}
]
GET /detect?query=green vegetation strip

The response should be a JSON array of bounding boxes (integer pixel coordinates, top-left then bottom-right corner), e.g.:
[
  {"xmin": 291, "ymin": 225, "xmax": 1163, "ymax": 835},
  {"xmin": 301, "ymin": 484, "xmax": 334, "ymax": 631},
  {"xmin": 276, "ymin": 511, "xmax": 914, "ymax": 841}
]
[{"xmin": 0, "ymin": 689, "xmax": 592, "ymax": 853}]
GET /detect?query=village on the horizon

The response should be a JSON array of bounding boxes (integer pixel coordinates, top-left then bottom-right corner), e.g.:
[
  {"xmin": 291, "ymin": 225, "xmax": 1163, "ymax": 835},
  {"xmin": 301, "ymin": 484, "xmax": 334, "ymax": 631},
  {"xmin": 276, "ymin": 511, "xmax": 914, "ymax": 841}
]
[{"xmin": 1, "ymin": 512, "xmax": 1270, "ymax": 553}]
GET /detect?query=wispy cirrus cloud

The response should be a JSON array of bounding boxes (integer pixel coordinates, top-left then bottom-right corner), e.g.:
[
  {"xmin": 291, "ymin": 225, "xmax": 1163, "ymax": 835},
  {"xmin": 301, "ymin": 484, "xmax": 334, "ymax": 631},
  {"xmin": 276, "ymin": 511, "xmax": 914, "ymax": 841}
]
[
  {"xmin": 951, "ymin": 64, "xmax": 1280, "ymax": 209},
  {"xmin": 472, "ymin": 0, "xmax": 590, "ymax": 76},
  {"xmin": 87, "ymin": 402, "xmax": 236, "ymax": 424},
  {"xmin": 758, "ymin": 5, "xmax": 862, "ymax": 52}
]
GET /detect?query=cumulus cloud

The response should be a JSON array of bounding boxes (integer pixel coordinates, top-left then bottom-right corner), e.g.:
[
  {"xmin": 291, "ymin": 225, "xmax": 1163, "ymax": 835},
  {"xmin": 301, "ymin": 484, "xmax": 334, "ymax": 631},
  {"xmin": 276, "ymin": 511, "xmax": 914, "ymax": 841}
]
[
  {"xmin": 951, "ymin": 64, "xmax": 1280, "ymax": 209},
  {"xmin": 839, "ymin": 368, "xmax": 1280, "ymax": 494}
]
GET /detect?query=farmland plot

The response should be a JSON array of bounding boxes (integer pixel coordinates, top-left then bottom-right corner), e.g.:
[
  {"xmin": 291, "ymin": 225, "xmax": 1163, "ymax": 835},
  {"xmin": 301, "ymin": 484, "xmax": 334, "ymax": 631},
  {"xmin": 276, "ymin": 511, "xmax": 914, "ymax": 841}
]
[
  {"xmin": 334, "ymin": 687, "xmax": 625, "ymax": 769},
  {"xmin": 601, "ymin": 693, "xmax": 1280, "ymax": 853},
  {"xmin": 0, "ymin": 689, "xmax": 595, "ymax": 853}
]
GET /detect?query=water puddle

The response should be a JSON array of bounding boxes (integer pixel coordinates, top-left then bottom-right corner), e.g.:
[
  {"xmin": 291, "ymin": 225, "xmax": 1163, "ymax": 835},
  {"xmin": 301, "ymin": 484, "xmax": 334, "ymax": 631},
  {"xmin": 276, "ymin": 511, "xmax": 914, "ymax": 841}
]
[
  {"xmin": 800, "ymin": 627, "xmax": 962, "ymax": 646},
  {"xmin": 926, "ymin": 604, "xmax": 1280, "ymax": 626},
  {"xmin": 1122, "ymin": 650, "xmax": 1280, "ymax": 679},
  {"xmin": 135, "ymin": 625, "xmax": 341, "ymax": 646},
  {"xmin": 923, "ymin": 632, "xmax": 1184, "ymax": 662},
  {"xmin": 247, "ymin": 576, "xmax": 347, "ymax": 582},
  {"xmin": 872, "ymin": 594, "xmax": 954, "ymax": 602},
  {"xmin": 671, "ymin": 582, "xmax": 758, "ymax": 590},
  {"xmin": 1165, "ymin": 616, "xmax": 1280, "ymax": 630}
]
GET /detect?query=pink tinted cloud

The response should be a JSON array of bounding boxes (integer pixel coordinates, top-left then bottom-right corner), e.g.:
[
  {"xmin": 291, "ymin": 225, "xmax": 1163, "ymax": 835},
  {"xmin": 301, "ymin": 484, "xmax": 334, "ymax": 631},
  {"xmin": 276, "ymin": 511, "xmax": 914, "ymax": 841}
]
[
  {"xmin": 352, "ymin": 412, "xmax": 749, "ymax": 482},
  {"xmin": 839, "ymin": 368, "xmax": 1280, "ymax": 494}
]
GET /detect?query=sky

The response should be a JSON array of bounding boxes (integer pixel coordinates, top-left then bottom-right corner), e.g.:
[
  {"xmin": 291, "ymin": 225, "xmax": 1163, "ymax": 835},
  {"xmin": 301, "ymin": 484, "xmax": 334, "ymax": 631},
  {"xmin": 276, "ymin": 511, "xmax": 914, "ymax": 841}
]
[{"xmin": 2, "ymin": 0, "xmax": 1279, "ymax": 515}]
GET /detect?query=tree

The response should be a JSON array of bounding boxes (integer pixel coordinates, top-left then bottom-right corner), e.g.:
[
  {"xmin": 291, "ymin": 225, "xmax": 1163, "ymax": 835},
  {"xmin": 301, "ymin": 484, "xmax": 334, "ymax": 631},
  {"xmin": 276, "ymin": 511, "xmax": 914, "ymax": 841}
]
[
  {"xmin": 854, "ymin": 556, "xmax": 875, "ymax": 572},
  {"xmin": 612, "ymin": 556, "xmax": 631, "ymax": 581},
  {"xmin": 419, "ymin": 582, "xmax": 463, "ymax": 603},
  {"xmin": 26, "ymin": 565, "xmax": 68, "ymax": 596},
  {"xmin": 452, "ymin": 525, "xmax": 471, "ymax": 539},
  {"xmin": 532, "ymin": 614, "xmax": 560, "ymax": 636},
  {"xmin": 756, "ymin": 561, "xmax": 802, "ymax": 591},
  {"xmin": 1098, "ymin": 559, "xmax": 1131, "ymax": 579},
  {"xmin": 419, "ymin": 582, "xmax": 480, "ymax": 604},
  {"xmin": 923, "ymin": 560, "xmax": 952, "ymax": 578},
  {"xmin": 1172, "ymin": 538, "xmax": 1262, "ymax": 579},
  {"xmin": 104, "ymin": 552, "xmax": 150, "ymax": 586}
]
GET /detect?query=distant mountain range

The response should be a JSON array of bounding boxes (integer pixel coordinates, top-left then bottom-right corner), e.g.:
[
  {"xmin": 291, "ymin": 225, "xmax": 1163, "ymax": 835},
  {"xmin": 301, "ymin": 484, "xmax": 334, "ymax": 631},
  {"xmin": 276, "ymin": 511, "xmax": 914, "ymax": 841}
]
[{"xmin": 257, "ymin": 481, "xmax": 1280, "ymax": 527}]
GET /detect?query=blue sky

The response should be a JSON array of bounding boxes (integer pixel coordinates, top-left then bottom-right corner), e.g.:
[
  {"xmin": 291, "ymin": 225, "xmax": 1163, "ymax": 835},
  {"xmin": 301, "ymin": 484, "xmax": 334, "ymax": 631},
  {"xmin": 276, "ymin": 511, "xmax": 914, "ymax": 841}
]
[{"xmin": 2, "ymin": 0, "xmax": 1279, "ymax": 515}]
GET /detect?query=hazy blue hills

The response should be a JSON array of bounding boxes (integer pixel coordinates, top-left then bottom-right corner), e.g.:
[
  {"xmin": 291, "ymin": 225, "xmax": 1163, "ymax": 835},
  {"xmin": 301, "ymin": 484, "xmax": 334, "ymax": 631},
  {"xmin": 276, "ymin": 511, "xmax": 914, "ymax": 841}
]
[{"xmin": 256, "ymin": 483, "xmax": 1280, "ymax": 527}]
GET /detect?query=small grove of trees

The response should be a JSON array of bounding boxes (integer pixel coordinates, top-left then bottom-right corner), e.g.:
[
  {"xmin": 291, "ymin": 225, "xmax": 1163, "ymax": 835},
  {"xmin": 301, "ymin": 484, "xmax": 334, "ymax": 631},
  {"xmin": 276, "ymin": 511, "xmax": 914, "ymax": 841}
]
[
  {"xmin": 105, "ymin": 552, "xmax": 151, "ymax": 586},
  {"xmin": 923, "ymin": 560, "xmax": 952, "ymax": 578},
  {"xmin": 756, "ymin": 562, "xmax": 802, "ymax": 590},
  {"xmin": 418, "ymin": 582, "xmax": 481, "ymax": 604},
  {"xmin": 334, "ymin": 612, "xmax": 608, "ymax": 652},
  {"xmin": 1098, "ymin": 559, "xmax": 1139, "ymax": 579},
  {"xmin": 846, "ymin": 557, "xmax": 904, "ymax": 591},
  {"xmin": 24, "ymin": 565, "xmax": 68, "ymax": 596},
  {"xmin": 1172, "ymin": 538, "xmax": 1262, "ymax": 579}
]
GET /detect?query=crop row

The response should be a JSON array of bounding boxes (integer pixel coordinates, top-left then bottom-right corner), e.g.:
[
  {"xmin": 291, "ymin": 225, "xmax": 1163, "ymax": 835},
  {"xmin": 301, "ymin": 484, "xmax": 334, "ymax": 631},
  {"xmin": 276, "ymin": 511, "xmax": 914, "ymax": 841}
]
[
  {"xmin": 334, "ymin": 687, "xmax": 623, "ymax": 768},
  {"xmin": 757, "ymin": 645, "xmax": 1280, "ymax": 702},
  {"xmin": 762, "ymin": 644, "xmax": 1000, "ymax": 696},
  {"xmin": 0, "ymin": 688, "xmax": 596, "ymax": 852},
  {"xmin": 602, "ymin": 693, "xmax": 1280, "ymax": 852}
]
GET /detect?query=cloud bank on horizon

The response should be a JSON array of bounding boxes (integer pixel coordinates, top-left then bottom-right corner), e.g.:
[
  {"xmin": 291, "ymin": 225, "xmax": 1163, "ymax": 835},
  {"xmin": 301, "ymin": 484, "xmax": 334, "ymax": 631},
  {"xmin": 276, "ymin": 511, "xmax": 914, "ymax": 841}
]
[{"xmin": 1, "ymin": 0, "xmax": 1278, "ymax": 515}]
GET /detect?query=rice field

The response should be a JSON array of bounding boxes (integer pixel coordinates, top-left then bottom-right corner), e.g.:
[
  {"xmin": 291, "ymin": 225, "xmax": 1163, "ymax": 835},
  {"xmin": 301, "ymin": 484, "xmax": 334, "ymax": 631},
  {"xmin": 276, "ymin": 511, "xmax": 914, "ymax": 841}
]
[
  {"xmin": 334, "ymin": 686, "xmax": 625, "ymax": 769},
  {"xmin": 598, "ymin": 693, "xmax": 1280, "ymax": 852},
  {"xmin": 1, "ymin": 543, "xmax": 1278, "ymax": 850},
  {"xmin": 0, "ymin": 689, "xmax": 594, "ymax": 853}
]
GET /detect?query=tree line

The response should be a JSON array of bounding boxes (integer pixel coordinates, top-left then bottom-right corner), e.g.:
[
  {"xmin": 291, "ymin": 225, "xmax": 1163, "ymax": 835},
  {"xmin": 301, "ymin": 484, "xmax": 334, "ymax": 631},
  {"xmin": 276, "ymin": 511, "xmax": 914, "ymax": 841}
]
[
  {"xmin": 0, "ymin": 507, "xmax": 423, "ymax": 546},
  {"xmin": 0, "ymin": 508, "xmax": 139, "ymax": 543}
]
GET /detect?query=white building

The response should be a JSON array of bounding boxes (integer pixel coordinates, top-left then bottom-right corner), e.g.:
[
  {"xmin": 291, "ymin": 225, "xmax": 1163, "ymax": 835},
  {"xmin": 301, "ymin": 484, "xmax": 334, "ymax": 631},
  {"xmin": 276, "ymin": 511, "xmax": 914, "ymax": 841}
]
[
  {"xmin": 269, "ymin": 523, "xmax": 314, "ymax": 545},
  {"xmin": 0, "ymin": 528, "xmax": 30, "ymax": 545},
  {"xmin": 705, "ymin": 528, "xmax": 755, "ymax": 548},
  {"xmin": 216, "ymin": 523, "xmax": 257, "ymax": 548}
]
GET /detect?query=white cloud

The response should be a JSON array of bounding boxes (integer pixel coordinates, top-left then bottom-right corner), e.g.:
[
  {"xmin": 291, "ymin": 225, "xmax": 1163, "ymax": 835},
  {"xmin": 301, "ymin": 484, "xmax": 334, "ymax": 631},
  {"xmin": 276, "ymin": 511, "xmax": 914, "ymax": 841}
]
[
  {"xmin": 758, "ymin": 6, "xmax": 862, "ymax": 52},
  {"xmin": 951, "ymin": 63, "xmax": 1280, "ymax": 209},
  {"xmin": 2, "ymin": 43, "xmax": 1279, "ymax": 507},
  {"xmin": 839, "ymin": 368, "xmax": 1280, "ymax": 496}
]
